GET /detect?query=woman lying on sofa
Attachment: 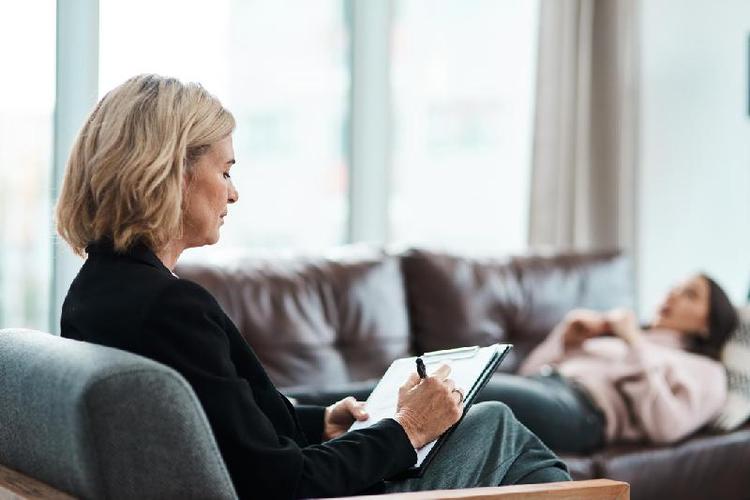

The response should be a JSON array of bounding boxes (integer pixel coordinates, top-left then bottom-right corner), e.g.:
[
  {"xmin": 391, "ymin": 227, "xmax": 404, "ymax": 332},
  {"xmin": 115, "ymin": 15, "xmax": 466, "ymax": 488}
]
[
  {"xmin": 55, "ymin": 74, "xmax": 568, "ymax": 499},
  {"xmin": 493, "ymin": 274, "xmax": 738, "ymax": 453}
]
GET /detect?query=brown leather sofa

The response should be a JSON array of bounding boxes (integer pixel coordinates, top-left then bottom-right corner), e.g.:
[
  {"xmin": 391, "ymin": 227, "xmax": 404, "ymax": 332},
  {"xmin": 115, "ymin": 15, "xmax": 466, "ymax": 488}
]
[{"xmin": 176, "ymin": 247, "xmax": 750, "ymax": 500}]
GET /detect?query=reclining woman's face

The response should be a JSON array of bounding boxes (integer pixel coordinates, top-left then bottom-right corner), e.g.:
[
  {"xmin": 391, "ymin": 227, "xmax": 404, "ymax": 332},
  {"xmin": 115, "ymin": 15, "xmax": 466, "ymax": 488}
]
[
  {"xmin": 651, "ymin": 275, "xmax": 710, "ymax": 336},
  {"xmin": 181, "ymin": 135, "xmax": 238, "ymax": 248}
]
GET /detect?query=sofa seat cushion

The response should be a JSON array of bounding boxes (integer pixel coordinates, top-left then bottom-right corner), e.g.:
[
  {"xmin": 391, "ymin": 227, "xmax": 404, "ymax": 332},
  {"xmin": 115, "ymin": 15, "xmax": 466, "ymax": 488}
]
[
  {"xmin": 594, "ymin": 425, "xmax": 750, "ymax": 500},
  {"xmin": 556, "ymin": 455, "xmax": 597, "ymax": 481},
  {"xmin": 177, "ymin": 247, "xmax": 411, "ymax": 388}
]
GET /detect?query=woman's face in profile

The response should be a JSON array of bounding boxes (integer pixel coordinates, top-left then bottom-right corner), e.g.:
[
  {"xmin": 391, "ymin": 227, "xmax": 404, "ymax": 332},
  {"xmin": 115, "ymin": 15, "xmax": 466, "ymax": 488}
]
[
  {"xmin": 181, "ymin": 135, "xmax": 238, "ymax": 248},
  {"xmin": 651, "ymin": 275, "xmax": 710, "ymax": 336}
]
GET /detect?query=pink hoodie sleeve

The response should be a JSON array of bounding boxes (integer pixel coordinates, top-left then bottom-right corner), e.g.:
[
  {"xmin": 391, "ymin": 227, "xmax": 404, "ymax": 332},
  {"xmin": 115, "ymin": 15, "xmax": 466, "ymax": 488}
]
[
  {"xmin": 617, "ymin": 339, "xmax": 727, "ymax": 444},
  {"xmin": 518, "ymin": 322, "xmax": 569, "ymax": 375}
]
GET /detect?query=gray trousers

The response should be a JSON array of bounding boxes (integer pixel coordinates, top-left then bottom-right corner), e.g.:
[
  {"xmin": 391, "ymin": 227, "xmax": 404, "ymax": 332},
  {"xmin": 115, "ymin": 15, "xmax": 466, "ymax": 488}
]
[{"xmin": 384, "ymin": 402, "xmax": 570, "ymax": 492}]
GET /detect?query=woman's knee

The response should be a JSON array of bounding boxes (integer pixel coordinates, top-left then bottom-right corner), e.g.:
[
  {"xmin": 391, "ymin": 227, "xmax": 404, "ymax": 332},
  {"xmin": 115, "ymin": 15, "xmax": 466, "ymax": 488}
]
[{"xmin": 470, "ymin": 401, "xmax": 518, "ymax": 424}]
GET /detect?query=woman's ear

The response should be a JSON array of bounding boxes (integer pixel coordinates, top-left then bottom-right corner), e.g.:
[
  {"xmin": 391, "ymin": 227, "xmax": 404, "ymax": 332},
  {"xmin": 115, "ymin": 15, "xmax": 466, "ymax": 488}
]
[
  {"xmin": 182, "ymin": 163, "xmax": 195, "ymax": 193},
  {"xmin": 180, "ymin": 167, "xmax": 193, "ymax": 210}
]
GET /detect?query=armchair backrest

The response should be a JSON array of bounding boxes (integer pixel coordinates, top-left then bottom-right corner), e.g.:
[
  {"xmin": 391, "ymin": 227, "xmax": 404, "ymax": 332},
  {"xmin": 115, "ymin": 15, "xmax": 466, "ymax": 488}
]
[{"xmin": 0, "ymin": 329, "xmax": 237, "ymax": 500}]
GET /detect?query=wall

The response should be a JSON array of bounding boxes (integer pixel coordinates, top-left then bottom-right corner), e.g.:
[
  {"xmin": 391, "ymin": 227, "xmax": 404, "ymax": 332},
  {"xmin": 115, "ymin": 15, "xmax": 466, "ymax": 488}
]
[{"xmin": 638, "ymin": 0, "xmax": 750, "ymax": 317}]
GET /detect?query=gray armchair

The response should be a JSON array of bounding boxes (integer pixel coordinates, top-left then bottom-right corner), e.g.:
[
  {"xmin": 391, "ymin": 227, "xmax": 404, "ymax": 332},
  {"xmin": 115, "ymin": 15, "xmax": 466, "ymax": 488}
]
[
  {"xmin": 0, "ymin": 328, "xmax": 237, "ymax": 499},
  {"xmin": 0, "ymin": 328, "xmax": 630, "ymax": 500}
]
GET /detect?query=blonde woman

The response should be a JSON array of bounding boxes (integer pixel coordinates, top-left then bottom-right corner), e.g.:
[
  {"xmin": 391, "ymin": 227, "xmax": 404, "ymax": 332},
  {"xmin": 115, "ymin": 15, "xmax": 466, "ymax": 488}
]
[{"xmin": 56, "ymin": 75, "xmax": 568, "ymax": 499}]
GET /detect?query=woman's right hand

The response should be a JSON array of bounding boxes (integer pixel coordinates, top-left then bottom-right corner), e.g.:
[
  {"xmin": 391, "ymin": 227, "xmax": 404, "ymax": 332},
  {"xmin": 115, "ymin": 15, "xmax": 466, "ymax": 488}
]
[
  {"xmin": 394, "ymin": 364, "xmax": 463, "ymax": 449},
  {"xmin": 562, "ymin": 309, "xmax": 609, "ymax": 350}
]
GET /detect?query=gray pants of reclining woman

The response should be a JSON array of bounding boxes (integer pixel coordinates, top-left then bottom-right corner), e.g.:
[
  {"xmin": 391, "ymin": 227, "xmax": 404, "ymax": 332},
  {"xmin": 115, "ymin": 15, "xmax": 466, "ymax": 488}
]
[{"xmin": 384, "ymin": 401, "xmax": 570, "ymax": 492}]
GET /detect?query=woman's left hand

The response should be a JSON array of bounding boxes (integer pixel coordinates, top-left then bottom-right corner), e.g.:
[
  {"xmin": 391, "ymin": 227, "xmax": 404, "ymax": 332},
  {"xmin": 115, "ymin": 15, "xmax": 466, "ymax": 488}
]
[
  {"xmin": 323, "ymin": 396, "xmax": 369, "ymax": 440},
  {"xmin": 606, "ymin": 308, "xmax": 644, "ymax": 345}
]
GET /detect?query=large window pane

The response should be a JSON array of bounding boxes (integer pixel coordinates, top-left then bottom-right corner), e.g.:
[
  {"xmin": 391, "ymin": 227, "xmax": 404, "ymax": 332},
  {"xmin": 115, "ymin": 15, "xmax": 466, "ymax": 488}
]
[
  {"xmin": 390, "ymin": 0, "xmax": 539, "ymax": 252},
  {"xmin": 99, "ymin": 0, "xmax": 349, "ymax": 250},
  {"xmin": 0, "ymin": 1, "xmax": 55, "ymax": 329}
]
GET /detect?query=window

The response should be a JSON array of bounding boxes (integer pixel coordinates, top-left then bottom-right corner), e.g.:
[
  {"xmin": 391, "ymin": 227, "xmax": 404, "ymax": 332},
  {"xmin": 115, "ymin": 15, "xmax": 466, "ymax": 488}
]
[
  {"xmin": 0, "ymin": 1, "xmax": 55, "ymax": 329},
  {"xmin": 390, "ymin": 0, "xmax": 539, "ymax": 252},
  {"xmin": 99, "ymin": 0, "xmax": 349, "ymax": 251},
  {"xmin": 98, "ymin": 0, "xmax": 539, "ymax": 254}
]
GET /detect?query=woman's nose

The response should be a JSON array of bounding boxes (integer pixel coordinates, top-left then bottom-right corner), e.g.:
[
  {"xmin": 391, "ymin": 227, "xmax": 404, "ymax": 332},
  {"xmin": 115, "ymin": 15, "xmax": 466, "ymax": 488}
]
[{"xmin": 228, "ymin": 180, "xmax": 239, "ymax": 204}]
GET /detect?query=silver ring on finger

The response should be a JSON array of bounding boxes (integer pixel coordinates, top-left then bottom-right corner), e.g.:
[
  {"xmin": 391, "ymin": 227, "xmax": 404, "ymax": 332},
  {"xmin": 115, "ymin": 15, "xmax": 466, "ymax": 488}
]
[{"xmin": 452, "ymin": 388, "xmax": 464, "ymax": 403}]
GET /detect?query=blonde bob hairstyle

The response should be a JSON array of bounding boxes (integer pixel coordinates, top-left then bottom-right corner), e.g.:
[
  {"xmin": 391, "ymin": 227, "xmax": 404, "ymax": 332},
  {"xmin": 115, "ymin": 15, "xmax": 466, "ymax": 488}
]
[{"xmin": 56, "ymin": 74, "xmax": 235, "ymax": 256}]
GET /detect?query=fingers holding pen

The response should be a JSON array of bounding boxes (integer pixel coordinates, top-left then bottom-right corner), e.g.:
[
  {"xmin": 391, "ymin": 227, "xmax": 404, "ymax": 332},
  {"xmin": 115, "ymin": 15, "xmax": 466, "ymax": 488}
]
[
  {"xmin": 430, "ymin": 363, "xmax": 452, "ymax": 381},
  {"xmin": 408, "ymin": 362, "xmax": 456, "ymax": 396},
  {"xmin": 395, "ymin": 361, "xmax": 464, "ymax": 449}
]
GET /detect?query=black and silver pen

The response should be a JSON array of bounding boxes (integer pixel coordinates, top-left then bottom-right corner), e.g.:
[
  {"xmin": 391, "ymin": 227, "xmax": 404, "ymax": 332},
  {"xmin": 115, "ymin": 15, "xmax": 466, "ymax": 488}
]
[{"xmin": 416, "ymin": 357, "xmax": 427, "ymax": 379}]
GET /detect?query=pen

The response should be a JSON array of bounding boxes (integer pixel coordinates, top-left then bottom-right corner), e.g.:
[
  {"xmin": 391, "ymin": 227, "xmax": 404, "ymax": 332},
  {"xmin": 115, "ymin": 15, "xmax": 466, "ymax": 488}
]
[{"xmin": 416, "ymin": 357, "xmax": 427, "ymax": 379}]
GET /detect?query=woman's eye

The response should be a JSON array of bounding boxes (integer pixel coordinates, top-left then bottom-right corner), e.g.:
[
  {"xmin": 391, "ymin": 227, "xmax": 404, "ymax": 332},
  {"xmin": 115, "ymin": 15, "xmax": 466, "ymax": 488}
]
[{"xmin": 223, "ymin": 172, "xmax": 231, "ymax": 179}]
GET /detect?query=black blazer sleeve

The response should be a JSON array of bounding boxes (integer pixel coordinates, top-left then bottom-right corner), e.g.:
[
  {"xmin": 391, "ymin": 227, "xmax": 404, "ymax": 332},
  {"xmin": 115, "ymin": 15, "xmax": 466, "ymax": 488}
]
[
  {"xmin": 137, "ymin": 279, "xmax": 416, "ymax": 499},
  {"xmin": 294, "ymin": 405, "xmax": 326, "ymax": 444}
]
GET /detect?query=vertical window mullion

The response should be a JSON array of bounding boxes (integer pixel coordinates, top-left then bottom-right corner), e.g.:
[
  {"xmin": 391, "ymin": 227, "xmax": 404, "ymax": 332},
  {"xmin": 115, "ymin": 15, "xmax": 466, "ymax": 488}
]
[
  {"xmin": 51, "ymin": 0, "xmax": 99, "ymax": 333},
  {"xmin": 346, "ymin": 0, "xmax": 393, "ymax": 244}
]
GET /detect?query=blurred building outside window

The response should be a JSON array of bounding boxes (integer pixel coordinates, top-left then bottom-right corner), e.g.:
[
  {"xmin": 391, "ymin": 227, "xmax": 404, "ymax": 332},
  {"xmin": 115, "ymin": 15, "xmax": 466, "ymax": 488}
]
[
  {"xmin": 100, "ymin": 0, "xmax": 349, "ymax": 254},
  {"xmin": 390, "ymin": 0, "xmax": 539, "ymax": 253},
  {"xmin": 0, "ymin": 1, "xmax": 55, "ymax": 330},
  {"xmin": 0, "ymin": 0, "xmax": 539, "ymax": 331}
]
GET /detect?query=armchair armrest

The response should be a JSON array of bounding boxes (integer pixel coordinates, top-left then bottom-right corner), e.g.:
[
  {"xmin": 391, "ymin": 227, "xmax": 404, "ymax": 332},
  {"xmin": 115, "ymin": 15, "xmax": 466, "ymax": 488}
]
[
  {"xmin": 340, "ymin": 479, "xmax": 630, "ymax": 500},
  {"xmin": 0, "ymin": 464, "xmax": 75, "ymax": 500},
  {"xmin": 1, "ymin": 464, "xmax": 628, "ymax": 500}
]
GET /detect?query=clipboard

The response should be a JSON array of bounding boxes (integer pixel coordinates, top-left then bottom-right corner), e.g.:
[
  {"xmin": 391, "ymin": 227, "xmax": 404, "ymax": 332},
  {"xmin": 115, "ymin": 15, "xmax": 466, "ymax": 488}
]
[{"xmin": 349, "ymin": 343, "xmax": 512, "ymax": 478}]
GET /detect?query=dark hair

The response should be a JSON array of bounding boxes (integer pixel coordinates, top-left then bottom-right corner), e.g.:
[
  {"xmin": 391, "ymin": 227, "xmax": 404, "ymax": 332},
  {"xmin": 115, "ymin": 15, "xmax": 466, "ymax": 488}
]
[{"xmin": 687, "ymin": 274, "xmax": 739, "ymax": 360}]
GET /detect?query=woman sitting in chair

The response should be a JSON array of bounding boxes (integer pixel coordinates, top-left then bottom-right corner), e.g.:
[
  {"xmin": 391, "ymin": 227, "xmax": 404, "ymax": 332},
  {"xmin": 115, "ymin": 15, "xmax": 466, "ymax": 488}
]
[
  {"xmin": 493, "ymin": 274, "xmax": 737, "ymax": 453},
  {"xmin": 55, "ymin": 74, "xmax": 568, "ymax": 499}
]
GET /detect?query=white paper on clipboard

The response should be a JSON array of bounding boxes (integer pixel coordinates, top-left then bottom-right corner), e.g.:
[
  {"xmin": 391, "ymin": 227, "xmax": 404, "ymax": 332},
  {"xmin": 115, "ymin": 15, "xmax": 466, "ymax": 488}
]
[{"xmin": 349, "ymin": 343, "xmax": 511, "ymax": 469}]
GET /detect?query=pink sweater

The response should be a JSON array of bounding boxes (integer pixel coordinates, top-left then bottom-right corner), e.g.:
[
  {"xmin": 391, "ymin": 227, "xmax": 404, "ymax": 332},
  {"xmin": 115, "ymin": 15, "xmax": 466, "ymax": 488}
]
[{"xmin": 519, "ymin": 325, "xmax": 727, "ymax": 444}]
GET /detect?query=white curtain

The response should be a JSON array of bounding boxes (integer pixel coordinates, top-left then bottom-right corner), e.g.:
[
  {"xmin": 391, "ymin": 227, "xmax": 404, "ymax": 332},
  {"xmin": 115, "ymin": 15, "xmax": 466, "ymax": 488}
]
[{"xmin": 528, "ymin": 0, "xmax": 639, "ymax": 251}]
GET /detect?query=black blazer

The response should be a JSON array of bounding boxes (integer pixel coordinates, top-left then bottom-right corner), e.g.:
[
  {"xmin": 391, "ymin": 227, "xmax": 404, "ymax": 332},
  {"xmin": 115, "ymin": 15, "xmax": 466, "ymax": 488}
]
[{"xmin": 61, "ymin": 241, "xmax": 415, "ymax": 499}]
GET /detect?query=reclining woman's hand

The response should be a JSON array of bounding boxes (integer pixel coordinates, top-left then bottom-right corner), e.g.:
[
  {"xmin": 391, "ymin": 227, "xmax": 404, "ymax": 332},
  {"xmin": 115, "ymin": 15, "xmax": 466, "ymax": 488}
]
[
  {"xmin": 323, "ymin": 396, "xmax": 369, "ymax": 440},
  {"xmin": 394, "ymin": 364, "xmax": 464, "ymax": 449},
  {"xmin": 605, "ymin": 308, "xmax": 643, "ymax": 345},
  {"xmin": 562, "ymin": 309, "xmax": 609, "ymax": 350}
]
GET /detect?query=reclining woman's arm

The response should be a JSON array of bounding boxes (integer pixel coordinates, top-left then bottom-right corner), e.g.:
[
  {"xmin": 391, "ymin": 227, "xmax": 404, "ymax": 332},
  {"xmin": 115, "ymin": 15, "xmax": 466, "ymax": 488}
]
[
  {"xmin": 519, "ymin": 310, "xmax": 607, "ymax": 375},
  {"xmin": 518, "ymin": 321, "xmax": 568, "ymax": 375},
  {"xmin": 615, "ymin": 339, "xmax": 727, "ymax": 444}
]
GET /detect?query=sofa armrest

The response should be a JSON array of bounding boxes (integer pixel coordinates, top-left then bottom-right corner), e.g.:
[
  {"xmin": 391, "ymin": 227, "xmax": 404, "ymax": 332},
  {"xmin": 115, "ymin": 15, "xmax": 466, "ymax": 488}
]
[
  {"xmin": 340, "ymin": 479, "xmax": 629, "ymax": 499},
  {"xmin": 0, "ymin": 464, "xmax": 75, "ymax": 499}
]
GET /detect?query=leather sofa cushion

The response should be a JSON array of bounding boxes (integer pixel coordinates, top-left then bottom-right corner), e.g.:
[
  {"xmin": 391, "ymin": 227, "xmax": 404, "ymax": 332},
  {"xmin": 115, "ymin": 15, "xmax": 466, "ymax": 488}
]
[
  {"xmin": 557, "ymin": 455, "xmax": 597, "ymax": 481},
  {"xmin": 596, "ymin": 425, "xmax": 750, "ymax": 500},
  {"xmin": 401, "ymin": 249, "xmax": 520, "ymax": 357},
  {"xmin": 176, "ymin": 249, "xmax": 410, "ymax": 388},
  {"xmin": 402, "ymin": 249, "xmax": 633, "ymax": 372}
]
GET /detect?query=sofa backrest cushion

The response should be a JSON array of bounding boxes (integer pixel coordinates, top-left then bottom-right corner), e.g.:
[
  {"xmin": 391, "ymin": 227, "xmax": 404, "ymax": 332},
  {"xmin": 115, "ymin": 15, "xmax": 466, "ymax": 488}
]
[
  {"xmin": 401, "ymin": 249, "xmax": 521, "ymax": 354},
  {"xmin": 0, "ymin": 329, "xmax": 236, "ymax": 500},
  {"xmin": 176, "ymin": 248, "xmax": 411, "ymax": 388},
  {"xmin": 402, "ymin": 249, "xmax": 634, "ymax": 372}
]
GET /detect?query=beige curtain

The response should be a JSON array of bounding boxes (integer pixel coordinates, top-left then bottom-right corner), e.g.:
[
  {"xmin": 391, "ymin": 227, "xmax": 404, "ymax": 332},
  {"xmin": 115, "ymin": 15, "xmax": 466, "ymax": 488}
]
[{"xmin": 528, "ymin": 0, "xmax": 639, "ymax": 251}]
